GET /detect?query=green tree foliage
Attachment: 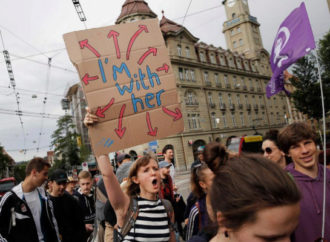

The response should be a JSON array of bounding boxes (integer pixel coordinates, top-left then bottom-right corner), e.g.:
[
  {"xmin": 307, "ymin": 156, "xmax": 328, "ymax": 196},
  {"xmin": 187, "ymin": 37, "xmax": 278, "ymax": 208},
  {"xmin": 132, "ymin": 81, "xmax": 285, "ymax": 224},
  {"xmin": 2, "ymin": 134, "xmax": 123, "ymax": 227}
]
[
  {"xmin": 0, "ymin": 146, "xmax": 12, "ymax": 178},
  {"xmin": 51, "ymin": 115, "xmax": 82, "ymax": 169},
  {"xmin": 290, "ymin": 31, "xmax": 330, "ymax": 121},
  {"xmin": 13, "ymin": 162, "xmax": 27, "ymax": 182}
]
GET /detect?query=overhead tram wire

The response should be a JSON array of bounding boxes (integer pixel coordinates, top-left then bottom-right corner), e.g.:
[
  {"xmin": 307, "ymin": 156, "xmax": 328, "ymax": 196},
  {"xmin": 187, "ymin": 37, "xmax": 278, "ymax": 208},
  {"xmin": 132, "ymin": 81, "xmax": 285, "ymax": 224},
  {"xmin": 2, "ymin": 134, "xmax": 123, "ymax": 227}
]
[
  {"xmin": 0, "ymin": 85, "xmax": 63, "ymax": 97},
  {"xmin": 0, "ymin": 107, "xmax": 61, "ymax": 119},
  {"xmin": 0, "ymin": 30, "xmax": 27, "ymax": 155},
  {"xmin": 181, "ymin": 0, "xmax": 193, "ymax": 26},
  {"xmin": 173, "ymin": 4, "xmax": 221, "ymax": 21},
  {"xmin": 37, "ymin": 58, "xmax": 52, "ymax": 152}
]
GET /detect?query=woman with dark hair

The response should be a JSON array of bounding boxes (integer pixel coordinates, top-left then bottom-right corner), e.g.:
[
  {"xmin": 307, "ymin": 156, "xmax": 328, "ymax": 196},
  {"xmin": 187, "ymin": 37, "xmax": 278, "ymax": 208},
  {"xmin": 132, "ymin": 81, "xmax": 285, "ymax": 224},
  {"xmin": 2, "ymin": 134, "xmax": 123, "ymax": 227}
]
[
  {"xmin": 189, "ymin": 142, "xmax": 301, "ymax": 242},
  {"xmin": 84, "ymin": 111, "xmax": 175, "ymax": 242},
  {"xmin": 185, "ymin": 163, "xmax": 214, "ymax": 241},
  {"xmin": 262, "ymin": 129, "xmax": 287, "ymax": 169}
]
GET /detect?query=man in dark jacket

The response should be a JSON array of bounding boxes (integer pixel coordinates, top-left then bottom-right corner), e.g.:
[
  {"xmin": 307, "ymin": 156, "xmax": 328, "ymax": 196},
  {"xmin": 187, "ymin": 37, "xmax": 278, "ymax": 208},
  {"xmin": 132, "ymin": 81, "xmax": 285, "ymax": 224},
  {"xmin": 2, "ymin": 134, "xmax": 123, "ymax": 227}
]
[
  {"xmin": 73, "ymin": 170, "xmax": 95, "ymax": 239},
  {"xmin": 0, "ymin": 157, "xmax": 60, "ymax": 242},
  {"xmin": 48, "ymin": 169, "xmax": 85, "ymax": 242},
  {"xmin": 278, "ymin": 122, "xmax": 330, "ymax": 241}
]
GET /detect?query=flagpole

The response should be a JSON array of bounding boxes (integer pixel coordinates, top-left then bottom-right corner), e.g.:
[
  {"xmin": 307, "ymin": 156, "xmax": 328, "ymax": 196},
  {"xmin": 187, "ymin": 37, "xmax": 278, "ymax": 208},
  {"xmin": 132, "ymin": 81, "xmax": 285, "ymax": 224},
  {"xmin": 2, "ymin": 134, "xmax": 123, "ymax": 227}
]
[{"xmin": 314, "ymin": 49, "xmax": 327, "ymax": 239}]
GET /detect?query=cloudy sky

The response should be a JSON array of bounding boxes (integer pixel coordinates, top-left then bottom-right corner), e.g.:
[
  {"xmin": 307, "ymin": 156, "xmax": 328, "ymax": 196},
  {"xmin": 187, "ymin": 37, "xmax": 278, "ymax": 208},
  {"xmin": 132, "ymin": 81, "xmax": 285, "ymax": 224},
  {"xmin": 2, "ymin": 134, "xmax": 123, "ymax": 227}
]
[{"xmin": 0, "ymin": 0, "xmax": 329, "ymax": 162}]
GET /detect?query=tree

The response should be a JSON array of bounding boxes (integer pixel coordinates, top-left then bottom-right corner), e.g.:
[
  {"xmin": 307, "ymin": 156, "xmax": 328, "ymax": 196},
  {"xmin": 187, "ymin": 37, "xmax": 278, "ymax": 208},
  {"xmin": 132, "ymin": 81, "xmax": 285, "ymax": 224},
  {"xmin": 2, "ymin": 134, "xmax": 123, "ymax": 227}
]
[
  {"xmin": 51, "ymin": 115, "xmax": 83, "ymax": 169},
  {"xmin": 290, "ymin": 31, "xmax": 330, "ymax": 121},
  {"xmin": 0, "ymin": 146, "xmax": 12, "ymax": 178},
  {"xmin": 13, "ymin": 162, "xmax": 27, "ymax": 182}
]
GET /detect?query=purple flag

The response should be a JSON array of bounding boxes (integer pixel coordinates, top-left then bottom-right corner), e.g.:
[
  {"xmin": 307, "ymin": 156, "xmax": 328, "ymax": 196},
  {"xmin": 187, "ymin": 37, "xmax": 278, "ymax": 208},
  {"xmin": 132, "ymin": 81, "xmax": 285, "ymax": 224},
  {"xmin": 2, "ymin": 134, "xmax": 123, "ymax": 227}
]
[{"xmin": 266, "ymin": 2, "xmax": 315, "ymax": 98}]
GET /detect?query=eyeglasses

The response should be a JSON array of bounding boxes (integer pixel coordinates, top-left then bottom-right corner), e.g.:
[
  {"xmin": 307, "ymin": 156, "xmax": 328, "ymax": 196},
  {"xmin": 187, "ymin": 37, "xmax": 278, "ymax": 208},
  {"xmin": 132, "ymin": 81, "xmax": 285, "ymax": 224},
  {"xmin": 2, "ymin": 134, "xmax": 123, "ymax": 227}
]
[{"xmin": 262, "ymin": 147, "xmax": 272, "ymax": 154}]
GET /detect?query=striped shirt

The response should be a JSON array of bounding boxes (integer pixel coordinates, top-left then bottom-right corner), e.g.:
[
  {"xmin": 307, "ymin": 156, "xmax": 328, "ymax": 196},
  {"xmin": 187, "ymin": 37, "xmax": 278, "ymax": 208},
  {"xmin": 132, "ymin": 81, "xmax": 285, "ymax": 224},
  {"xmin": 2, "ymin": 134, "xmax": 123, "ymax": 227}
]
[{"xmin": 122, "ymin": 197, "xmax": 170, "ymax": 242}]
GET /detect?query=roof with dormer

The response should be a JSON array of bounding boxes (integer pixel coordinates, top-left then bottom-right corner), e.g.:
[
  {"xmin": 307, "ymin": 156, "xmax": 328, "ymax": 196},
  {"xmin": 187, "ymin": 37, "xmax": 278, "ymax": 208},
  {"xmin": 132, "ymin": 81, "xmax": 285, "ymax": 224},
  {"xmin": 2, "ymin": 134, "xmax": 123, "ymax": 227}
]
[
  {"xmin": 116, "ymin": 0, "xmax": 157, "ymax": 24},
  {"xmin": 160, "ymin": 14, "xmax": 199, "ymax": 42}
]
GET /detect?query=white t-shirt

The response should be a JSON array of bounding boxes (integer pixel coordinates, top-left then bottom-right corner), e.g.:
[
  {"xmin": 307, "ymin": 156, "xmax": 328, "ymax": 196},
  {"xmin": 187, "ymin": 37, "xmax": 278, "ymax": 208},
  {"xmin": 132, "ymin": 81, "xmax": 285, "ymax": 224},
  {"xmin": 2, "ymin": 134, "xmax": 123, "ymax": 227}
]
[{"xmin": 24, "ymin": 189, "xmax": 44, "ymax": 242}]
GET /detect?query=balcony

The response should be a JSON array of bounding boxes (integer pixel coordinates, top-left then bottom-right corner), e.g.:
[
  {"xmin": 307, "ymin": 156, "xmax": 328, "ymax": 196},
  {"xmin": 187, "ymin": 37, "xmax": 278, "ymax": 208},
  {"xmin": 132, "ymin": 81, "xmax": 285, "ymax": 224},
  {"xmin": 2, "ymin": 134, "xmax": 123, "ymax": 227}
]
[
  {"xmin": 205, "ymin": 81, "xmax": 212, "ymax": 87},
  {"xmin": 238, "ymin": 104, "xmax": 243, "ymax": 109},
  {"xmin": 246, "ymin": 104, "xmax": 251, "ymax": 110},
  {"xmin": 250, "ymin": 87, "xmax": 255, "ymax": 91},
  {"xmin": 242, "ymin": 85, "xmax": 247, "ymax": 90},
  {"xmin": 220, "ymin": 103, "xmax": 226, "ymax": 111},
  {"xmin": 209, "ymin": 103, "xmax": 216, "ymax": 109},
  {"xmin": 253, "ymin": 104, "xmax": 259, "ymax": 110},
  {"xmin": 234, "ymin": 84, "xmax": 240, "ymax": 89},
  {"xmin": 229, "ymin": 104, "xmax": 235, "ymax": 110},
  {"xmin": 260, "ymin": 104, "xmax": 265, "ymax": 109},
  {"xmin": 216, "ymin": 83, "xmax": 222, "ymax": 88},
  {"xmin": 257, "ymin": 87, "xmax": 262, "ymax": 92},
  {"xmin": 226, "ymin": 83, "xmax": 231, "ymax": 89},
  {"xmin": 185, "ymin": 101, "xmax": 199, "ymax": 106}
]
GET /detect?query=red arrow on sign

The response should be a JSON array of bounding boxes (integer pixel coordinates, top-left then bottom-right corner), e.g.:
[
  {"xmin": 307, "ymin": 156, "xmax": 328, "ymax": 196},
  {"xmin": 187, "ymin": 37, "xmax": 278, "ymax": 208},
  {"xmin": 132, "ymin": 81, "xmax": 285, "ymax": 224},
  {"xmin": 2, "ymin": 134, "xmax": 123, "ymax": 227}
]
[
  {"xmin": 95, "ymin": 98, "xmax": 115, "ymax": 118},
  {"xmin": 107, "ymin": 30, "xmax": 121, "ymax": 59},
  {"xmin": 79, "ymin": 39, "xmax": 101, "ymax": 58},
  {"xmin": 137, "ymin": 47, "xmax": 157, "ymax": 65},
  {"xmin": 81, "ymin": 73, "xmax": 99, "ymax": 85},
  {"xmin": 162, "ymin": 107, "xmax": 182, "ymax": 121},
  {"xmin": 115, "ymin": 104, "xmax": 126, "ymax": 139},
  {"xmin": 126, "ymin": 25, "xmax": 149, "ymax": 60},
  {"xmin": 156, "ymin": 63, "xmax": 169, "ymax": 73},
  {"xmin": 146, "ymin": 112, "xmax": 157, "ymax": 136}
]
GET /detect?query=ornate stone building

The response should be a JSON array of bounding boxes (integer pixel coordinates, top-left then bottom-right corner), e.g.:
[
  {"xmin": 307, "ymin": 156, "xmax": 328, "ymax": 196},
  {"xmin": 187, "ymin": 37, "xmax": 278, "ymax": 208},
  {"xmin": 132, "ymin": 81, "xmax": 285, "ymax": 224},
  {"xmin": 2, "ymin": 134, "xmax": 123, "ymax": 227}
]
[{"xmin": 66, "ymin": 0, "xmax": 294, "ymax": 170}]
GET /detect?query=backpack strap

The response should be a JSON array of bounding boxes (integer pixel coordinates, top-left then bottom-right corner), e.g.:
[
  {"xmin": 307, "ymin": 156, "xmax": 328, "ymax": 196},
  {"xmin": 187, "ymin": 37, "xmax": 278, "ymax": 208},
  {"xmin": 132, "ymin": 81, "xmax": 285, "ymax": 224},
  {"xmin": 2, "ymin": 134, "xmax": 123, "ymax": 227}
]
[
  {"xmin": 116, "ymin": 197, "xmax": 139, "ymax": 241},
  {"xmin": 161, "ymin": 199, "xmax": 175, "ymax": 232},
  {"xmin": 95, "ymin": 186, "xmax": 108, "ymax": 204},
  {"xmin": 195, "ymin": 201, "xmax": 202, "ymax": 231}
]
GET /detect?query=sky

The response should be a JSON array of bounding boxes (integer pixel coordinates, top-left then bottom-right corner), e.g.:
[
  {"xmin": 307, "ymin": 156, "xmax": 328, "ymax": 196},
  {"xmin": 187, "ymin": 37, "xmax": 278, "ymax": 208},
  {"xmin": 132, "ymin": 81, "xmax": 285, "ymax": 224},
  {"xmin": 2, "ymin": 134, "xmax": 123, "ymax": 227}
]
[{"xmin": 0, "ymin": 0, "xmax": 329, "ymax": 162}]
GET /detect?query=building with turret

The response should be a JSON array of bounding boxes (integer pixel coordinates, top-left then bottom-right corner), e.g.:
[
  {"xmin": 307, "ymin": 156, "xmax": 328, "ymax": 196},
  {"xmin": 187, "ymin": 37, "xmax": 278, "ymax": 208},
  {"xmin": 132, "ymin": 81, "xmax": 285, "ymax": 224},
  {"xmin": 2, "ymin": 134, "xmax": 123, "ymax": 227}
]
[{"xmin": 66, "ymin": 0, "xmax": 303, "ymax": 170}]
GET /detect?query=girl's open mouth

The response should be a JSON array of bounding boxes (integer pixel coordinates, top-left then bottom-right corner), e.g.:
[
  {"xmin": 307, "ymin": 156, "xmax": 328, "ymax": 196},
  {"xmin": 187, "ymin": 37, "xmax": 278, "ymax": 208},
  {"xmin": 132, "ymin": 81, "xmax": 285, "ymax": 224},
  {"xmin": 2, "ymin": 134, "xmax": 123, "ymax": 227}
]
[{"xmin": 152, "ymin": 178, "xmax": 158, "ymax": 187}]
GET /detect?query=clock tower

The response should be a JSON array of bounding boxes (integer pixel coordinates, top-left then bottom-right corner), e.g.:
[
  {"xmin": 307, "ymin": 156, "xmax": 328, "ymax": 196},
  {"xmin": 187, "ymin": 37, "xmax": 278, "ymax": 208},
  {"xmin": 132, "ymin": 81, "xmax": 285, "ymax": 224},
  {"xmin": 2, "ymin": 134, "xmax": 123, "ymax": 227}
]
[{"xmin": 222, "ymin": 0, "xmax": 264, "ymax": 59}]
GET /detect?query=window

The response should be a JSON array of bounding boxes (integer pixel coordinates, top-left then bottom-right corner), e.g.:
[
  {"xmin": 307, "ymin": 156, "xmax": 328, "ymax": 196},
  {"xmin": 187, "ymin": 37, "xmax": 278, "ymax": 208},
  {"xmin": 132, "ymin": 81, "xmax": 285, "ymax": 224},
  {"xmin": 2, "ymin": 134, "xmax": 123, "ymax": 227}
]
[
  {"xmin": 204, "ymin": 72, "xmax": 209, "ymax": 82},
  {"xmin": 208, "ymin": 92, "xmax": 213, "ymax": 104},
  {"xmin": 228, "ymin": 94, "xmax": 232, "ymax": 106},
  {"xmin": 259, "ymin": 95, "xmax": 263, "ymax": 105},
  {"xmin": 249, "ymin": 79, "xmax": 254, "ymax": 89},
  {"xmin": 252, "ymin": 95, "xmax": 256, "ymax": 105},
  {"xmin": 241, "ymin": 78, "xmax": 245, "ymax": 87},
  {"xmin": 214, "ymin": 74, "xmax": 220, "ymax": 85},
  {"xmin": 199, "ymin": 52, "xmax": 205, "ymax": 62},
  {"xmin": 273, "ymin": 97, "xmax": 277, "ymax": 106},
  {"xmin": 219, "ymin": 55, "xmax": 226, "ymax": 65},
  {"xmin": 244, "ymin": 95, "xmax": 249, "ymax": 104},
  {"xmin": 185, "ymin": 47, "xmax": 190, "ymax": 57},
  {"xmin": 240, "ymin": 112, "xmax": 245, "ymax": 126},
  {"xmin": 189, "ymin": 114, "xmax": 201, "ymax": 129},
  {"xmin": 190, "ymin": 70, "xmax": 196, "ymax": 82},
  {"xmin": 232, "ymin": 13, "xmax": 236, "ymax": 18},
  {"xmin": 239, "ymin": 39, "xmax": 244, "ymax": 46},
  {"xmin": 228, "ymin": 58, "xmax": 234, "ymax": 67},
  {"xmin": 186, "ymin": 91, "xmax": 197, "ymax": 105},
  {"xmin": 233, "ymin": 76, "xmax": 237, "ymax": 87},
  {"xmin": 236, "ymin": 94, "xmax": 241, "ymax": 105},
  {"xmin": 248, "ymin": 111, "xmax": 252, "ymax": 125},
  {"xmin": 231, "ymin": 29, "xmax": 235, "ymax": 35},
  {"xmin": 185, "ymin": 69, "xmax": 190, "ymax": 81},
  {"xmin": 233, "ymin": 41, "xmax": 237, "ymax": 48},
  {"xmin": 219, "ymin": 93, "xmax": 223, "ymax": 105},
  {"xmin": 211, "ymin": 112, "xmax": 217, "ymax": 128},
  {"xmin": 231, "ymin": 112, "xmax": 237, "ymax": 127},
  {"xmin": 177, "ymin": 45, "xmax": 182, "ymax": 56},
  {"xmin": 210, "ymin": 54, "xmax": 216, "ymax": 64},
  {"xmin": 237, "ymin": 60, "xmax": 242, "ymax": 69},
  {"xmin": 222, "ymin": 113, "xmax": 227, "ymax": 128},
  {"xmin": 178, "ymin": 67, "xmax": 183, "ymax": 80},
  {"xmin": 224, "ymin": 75, "xmax": 229, "ymax": 85},
  {"xmin": 237, "ymin": 27, "xmax": 241, "ymax": 33}
]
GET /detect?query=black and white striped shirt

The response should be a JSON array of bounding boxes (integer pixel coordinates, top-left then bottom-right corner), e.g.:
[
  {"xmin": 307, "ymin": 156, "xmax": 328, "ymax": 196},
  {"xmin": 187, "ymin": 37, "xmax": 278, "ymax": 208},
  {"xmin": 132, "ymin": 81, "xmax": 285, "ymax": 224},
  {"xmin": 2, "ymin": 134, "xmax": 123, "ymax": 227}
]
[{"xmin": 122, "ymin": 197, "xmax": 170, "ymax": 242}]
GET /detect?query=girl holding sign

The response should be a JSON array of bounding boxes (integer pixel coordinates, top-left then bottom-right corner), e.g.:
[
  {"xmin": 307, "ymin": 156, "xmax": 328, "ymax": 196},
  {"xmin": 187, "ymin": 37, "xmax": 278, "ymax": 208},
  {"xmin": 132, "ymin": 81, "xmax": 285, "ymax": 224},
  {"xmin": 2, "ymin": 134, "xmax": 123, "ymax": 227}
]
[{"xmin": 84, "ymin": 109, "xmax": 175, "ymax": 242}]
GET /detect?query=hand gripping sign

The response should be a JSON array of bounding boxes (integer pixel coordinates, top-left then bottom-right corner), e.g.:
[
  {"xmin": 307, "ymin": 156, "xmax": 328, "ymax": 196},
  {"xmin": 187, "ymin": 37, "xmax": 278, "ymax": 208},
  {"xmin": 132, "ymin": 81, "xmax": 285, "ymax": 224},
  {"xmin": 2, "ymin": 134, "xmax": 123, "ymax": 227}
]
[{"xmin": 63, "ymin": 19, "xmax": 183, "ymax": 156}]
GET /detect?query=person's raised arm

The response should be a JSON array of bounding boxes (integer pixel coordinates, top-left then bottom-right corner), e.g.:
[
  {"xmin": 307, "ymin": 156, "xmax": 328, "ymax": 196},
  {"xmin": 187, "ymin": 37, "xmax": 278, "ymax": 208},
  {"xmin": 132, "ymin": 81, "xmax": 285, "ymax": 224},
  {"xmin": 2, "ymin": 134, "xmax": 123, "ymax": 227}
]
[{"xmin": 84, "ymin": 108, "xmax": 130, "ymax": 222}]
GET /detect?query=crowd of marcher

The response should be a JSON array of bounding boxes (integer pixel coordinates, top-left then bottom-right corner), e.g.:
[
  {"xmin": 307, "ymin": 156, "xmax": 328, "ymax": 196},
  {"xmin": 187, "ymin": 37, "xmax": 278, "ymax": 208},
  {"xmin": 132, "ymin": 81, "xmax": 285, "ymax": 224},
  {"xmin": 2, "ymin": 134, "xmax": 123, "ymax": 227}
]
[{"xmin": 0, "ymin": 118, "xmax": 330, "ymax": 242}]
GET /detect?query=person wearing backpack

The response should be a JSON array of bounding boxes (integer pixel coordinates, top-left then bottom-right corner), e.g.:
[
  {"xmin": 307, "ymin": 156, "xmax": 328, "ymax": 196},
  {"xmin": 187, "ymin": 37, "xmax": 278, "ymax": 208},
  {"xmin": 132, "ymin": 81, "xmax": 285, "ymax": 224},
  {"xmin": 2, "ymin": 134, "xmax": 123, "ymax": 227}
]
[{"xmin": 84, "ymin": 111, "xmax": 175, "ymax": 242}]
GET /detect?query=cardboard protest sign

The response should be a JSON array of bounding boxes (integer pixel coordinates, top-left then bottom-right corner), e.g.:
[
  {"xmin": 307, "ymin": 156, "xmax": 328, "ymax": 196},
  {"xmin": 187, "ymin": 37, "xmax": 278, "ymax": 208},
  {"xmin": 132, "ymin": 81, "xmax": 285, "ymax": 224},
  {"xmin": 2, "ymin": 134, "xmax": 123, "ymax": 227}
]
[{"xmin": 63, "ymin": 19, "xmax": 183, "ymax": 156}]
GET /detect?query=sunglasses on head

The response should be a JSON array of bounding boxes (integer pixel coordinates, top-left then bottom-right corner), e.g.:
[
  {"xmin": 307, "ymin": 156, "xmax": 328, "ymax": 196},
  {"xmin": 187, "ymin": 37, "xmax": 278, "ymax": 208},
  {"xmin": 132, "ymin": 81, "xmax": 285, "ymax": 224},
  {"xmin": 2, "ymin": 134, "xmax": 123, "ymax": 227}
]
[{"xmin": 262, "ymin": 147, "xmax": 272, "ymax": 154}]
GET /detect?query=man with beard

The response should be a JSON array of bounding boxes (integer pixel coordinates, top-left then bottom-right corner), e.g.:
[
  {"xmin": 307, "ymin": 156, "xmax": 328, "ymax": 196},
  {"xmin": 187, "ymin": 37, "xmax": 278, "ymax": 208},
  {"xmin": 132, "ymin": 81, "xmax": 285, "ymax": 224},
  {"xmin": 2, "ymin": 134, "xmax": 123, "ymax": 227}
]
[{"xmin": 48, "ymin": 169, "xmax": 85, "ymax": 242}]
